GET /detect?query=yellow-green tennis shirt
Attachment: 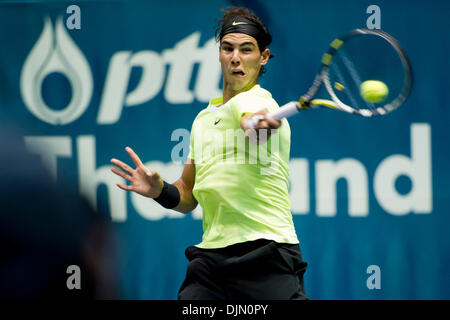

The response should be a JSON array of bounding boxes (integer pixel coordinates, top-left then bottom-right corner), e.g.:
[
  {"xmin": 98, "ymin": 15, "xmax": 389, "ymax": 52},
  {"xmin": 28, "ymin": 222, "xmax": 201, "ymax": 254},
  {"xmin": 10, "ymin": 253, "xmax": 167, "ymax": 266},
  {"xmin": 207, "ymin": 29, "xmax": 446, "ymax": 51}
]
[{"xmin": 188, "ymin": 84, "xmax": 299, "ymax": 249}]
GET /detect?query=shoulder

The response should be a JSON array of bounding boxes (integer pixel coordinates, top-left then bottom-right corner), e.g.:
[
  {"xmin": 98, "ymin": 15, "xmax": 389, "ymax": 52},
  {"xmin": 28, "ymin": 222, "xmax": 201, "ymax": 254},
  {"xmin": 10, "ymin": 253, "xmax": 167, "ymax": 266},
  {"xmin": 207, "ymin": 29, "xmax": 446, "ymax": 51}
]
[
  {"xmin": 193, "ymin": 96, "xmax": 223, "ymax": 121},
  {"xmin": 190, "ymin": 104, "xmax": 213, "ymax": 132},
  {"xmin": 232, "ymin": 86, "xmax": 279, "ymax": 111},
  {"xmin": 192, "ymin": 104, "xmax": 212, "ymax": 121},
  {"xmin": 195, "ymin": 107, "xmax": 209, "ymax": 119}
]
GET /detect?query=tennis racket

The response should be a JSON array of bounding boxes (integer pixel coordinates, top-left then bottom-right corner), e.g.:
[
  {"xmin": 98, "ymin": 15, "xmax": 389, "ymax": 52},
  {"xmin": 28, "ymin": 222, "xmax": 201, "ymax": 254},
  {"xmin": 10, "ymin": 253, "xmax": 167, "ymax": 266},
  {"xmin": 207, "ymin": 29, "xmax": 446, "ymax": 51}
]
[{"xmin": 248, "ymin": 28, "xmax": 413, "ymax": 129}]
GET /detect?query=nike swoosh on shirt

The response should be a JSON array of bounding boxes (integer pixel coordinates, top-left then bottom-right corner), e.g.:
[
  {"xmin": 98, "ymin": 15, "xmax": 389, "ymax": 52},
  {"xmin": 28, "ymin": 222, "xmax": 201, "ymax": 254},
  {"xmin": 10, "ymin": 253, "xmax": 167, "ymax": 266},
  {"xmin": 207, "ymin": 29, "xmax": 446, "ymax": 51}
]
[{"xmin": 214, "ymin": 119, "xmax": 221, "ymax": 125}]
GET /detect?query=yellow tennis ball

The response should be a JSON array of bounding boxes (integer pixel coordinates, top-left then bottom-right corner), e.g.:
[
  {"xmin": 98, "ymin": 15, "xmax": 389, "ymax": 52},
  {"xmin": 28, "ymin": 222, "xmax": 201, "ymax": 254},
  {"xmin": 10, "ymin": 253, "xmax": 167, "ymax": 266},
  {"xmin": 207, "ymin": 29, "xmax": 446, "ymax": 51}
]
[{"xmin": 360, "ymin": 80, "xmax": 389, "ymax": 103}]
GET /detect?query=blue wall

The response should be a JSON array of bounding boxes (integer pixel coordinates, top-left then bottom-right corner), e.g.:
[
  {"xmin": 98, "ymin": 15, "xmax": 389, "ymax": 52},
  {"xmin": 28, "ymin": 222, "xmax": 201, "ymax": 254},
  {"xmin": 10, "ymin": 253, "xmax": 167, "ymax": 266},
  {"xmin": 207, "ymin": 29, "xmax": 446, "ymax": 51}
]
[{"xmin": 1, "ymin": 0, "xmax": 449, "ymax": 299}]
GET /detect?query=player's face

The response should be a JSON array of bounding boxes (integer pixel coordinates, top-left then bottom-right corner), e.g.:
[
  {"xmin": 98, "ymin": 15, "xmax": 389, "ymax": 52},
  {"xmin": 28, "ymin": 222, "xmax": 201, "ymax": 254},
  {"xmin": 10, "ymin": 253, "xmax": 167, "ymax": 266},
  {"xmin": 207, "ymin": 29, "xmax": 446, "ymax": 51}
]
[{"xmin": 219, "ymin": 33, "xmax": 270, "ymax": 94}]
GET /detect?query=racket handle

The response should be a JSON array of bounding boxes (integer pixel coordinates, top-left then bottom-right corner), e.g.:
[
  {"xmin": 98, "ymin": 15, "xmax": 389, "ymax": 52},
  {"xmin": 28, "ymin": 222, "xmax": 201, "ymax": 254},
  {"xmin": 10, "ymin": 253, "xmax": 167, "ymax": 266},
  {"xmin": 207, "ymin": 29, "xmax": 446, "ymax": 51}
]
[
  {"xmin": 247, "ymin": 101, "xmax": 300, "ymax": 129},
  {"xmin": 267, "ymin": 101, "xmax": 301, "ymax": 120}
]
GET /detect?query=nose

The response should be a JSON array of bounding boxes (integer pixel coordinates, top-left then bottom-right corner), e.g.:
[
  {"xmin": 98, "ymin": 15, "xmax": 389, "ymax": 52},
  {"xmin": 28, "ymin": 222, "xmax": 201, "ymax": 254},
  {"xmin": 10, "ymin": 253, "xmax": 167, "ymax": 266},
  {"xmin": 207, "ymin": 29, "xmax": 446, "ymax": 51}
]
[{"xmin": 231, "ymin": 49, "xmax": 240, "ymax": 65}]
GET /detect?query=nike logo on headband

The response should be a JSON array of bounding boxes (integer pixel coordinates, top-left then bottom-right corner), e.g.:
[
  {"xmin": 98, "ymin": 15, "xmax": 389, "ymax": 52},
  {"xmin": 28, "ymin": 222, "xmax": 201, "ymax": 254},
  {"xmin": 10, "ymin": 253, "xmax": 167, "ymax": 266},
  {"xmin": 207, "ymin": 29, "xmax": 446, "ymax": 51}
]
[{"xmin": 232, "ymin": 21, "xmax": 248, "ymax": 26}]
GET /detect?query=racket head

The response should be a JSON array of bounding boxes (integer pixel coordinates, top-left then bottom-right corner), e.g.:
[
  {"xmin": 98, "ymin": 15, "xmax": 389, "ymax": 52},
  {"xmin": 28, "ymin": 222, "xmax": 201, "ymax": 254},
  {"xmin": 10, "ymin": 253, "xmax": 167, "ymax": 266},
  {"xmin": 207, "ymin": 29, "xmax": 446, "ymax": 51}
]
[{"xmin": 308, "ymin": 29, "xmax": 413, "ymax": 117}]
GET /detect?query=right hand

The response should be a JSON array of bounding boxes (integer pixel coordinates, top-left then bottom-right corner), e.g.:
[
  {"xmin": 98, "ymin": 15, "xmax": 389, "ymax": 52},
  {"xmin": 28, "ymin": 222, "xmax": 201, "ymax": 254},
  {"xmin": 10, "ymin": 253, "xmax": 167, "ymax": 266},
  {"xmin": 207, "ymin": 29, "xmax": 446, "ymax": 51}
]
[
  {"xmin": 241, "ymin": 108, "xmax": 282, "ymax": 143},
  {"xmin": 110, "ymin": 147, "xmax": 164, "ymax": 198}
]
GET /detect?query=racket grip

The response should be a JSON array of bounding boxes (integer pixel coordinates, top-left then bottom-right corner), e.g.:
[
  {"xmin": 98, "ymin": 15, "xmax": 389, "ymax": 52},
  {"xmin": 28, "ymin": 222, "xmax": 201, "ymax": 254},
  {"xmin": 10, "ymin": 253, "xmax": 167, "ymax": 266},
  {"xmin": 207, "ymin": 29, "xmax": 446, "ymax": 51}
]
[
  {"xmin": 267, "ymin": 101, "xmax": 301, "ymax": 120},
  {"xmin": 247, "ymin": 101, "xmax": 300, "ymax": 129}
]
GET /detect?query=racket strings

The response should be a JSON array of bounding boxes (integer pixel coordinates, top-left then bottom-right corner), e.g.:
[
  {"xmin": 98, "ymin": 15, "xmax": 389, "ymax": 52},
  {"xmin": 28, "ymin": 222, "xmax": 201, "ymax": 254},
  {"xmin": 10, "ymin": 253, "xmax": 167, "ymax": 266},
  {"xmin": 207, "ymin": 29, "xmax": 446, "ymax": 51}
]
[
  {"xmin": 324, "ymin": 32, "xmax": 410, "ymax": 117},
  {"xmin": 330, "ymin": 55, "xmax": 361, "ymax": 109},
  {"xmin": 339, "ymin": 51, "xmax": 377, "ymax": 111},
  {"xmin": 307, "ymin": 29, "xmax": 412, "ymax": 117},
  {"xmin": 330, "ymin": 48, "xmax": 379, "ymax": 112}
]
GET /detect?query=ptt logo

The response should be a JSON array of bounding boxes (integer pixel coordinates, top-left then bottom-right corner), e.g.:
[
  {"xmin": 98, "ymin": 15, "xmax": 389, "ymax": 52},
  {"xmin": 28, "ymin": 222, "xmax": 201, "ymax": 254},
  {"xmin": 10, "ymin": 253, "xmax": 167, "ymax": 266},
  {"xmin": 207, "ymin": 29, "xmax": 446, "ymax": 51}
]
[{"xmin": 20, "ymin": 16, "xmax": 222, "ymax": 125}]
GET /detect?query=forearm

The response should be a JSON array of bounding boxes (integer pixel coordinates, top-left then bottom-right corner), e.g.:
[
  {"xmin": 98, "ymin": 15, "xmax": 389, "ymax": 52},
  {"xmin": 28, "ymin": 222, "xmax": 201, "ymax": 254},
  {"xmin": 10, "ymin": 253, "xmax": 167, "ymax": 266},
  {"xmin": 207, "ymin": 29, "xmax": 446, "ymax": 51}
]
[
  {"xmin": 172, "ymin": 179, "xmax": 198, "ymax": 214},
  {"xmin": 154, "ymin": 158, "xmax": 197, "ymax": 214}
]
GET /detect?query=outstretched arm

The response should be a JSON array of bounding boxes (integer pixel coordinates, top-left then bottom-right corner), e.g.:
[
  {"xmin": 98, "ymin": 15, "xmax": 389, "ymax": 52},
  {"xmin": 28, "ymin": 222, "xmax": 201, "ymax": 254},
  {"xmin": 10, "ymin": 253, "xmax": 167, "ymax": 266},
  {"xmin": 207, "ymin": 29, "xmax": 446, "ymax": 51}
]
[{"xmin": 110, "ymin": 147, "xmax": 197, "ymax": 214}]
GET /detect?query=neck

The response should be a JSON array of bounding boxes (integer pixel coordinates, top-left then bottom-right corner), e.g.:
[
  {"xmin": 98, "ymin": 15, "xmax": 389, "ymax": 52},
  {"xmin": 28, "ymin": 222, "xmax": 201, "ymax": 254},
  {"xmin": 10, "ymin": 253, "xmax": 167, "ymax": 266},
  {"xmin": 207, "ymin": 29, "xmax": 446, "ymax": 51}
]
[{"xmin": 222, "ymin": 81, "xmax": 258, "ymax": 104}]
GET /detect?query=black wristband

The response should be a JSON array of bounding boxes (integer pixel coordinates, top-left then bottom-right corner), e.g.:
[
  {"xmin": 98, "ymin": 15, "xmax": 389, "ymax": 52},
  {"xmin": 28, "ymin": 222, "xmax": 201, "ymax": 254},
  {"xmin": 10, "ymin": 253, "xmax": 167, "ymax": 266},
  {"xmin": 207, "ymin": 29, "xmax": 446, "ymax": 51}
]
[{"xmin": 153, "ymin": 181, "xmax": 180, "ymax": 209}]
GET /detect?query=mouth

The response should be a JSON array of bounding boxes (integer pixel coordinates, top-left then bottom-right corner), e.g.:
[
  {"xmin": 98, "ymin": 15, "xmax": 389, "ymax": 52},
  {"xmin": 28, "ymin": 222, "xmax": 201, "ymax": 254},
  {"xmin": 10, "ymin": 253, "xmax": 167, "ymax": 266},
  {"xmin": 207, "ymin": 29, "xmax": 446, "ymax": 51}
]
[{"xmin": 231, "ymin": 70, "xmax": 246, "ymax": 78}]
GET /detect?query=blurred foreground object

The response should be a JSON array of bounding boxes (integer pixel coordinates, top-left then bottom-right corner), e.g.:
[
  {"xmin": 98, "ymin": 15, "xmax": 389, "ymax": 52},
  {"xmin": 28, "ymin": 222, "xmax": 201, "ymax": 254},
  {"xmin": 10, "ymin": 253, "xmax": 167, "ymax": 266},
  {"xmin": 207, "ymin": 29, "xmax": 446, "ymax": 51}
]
[{"xmin": 0, "ymin": 126, "xmax": 120, "ymax": 299}]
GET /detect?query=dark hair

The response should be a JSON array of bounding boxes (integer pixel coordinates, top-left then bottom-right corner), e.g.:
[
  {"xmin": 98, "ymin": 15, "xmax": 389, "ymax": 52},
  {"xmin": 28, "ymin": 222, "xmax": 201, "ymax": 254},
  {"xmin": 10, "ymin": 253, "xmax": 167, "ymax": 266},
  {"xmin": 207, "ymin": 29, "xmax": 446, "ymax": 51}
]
[{"xmin": 215, "ymin": 7, "xmax": 273, "ymax": 75}]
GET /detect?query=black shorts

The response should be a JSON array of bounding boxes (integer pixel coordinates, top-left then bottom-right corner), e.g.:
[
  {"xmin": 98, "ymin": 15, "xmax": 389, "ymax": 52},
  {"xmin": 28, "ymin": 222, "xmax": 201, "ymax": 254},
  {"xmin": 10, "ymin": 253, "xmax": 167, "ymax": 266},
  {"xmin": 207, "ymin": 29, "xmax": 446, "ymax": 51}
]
[{"xmin": 178, "ymin": 239, "xmax": 308, "ymax": 300}]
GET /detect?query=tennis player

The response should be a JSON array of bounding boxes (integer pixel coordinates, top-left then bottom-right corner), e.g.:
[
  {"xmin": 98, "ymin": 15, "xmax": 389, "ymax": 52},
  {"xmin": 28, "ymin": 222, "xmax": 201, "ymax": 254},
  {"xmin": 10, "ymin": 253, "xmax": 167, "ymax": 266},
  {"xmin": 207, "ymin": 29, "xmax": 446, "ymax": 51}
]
[{"xmin": 110, "ymin": 7, "xmax": 307, "ymax": 300}]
